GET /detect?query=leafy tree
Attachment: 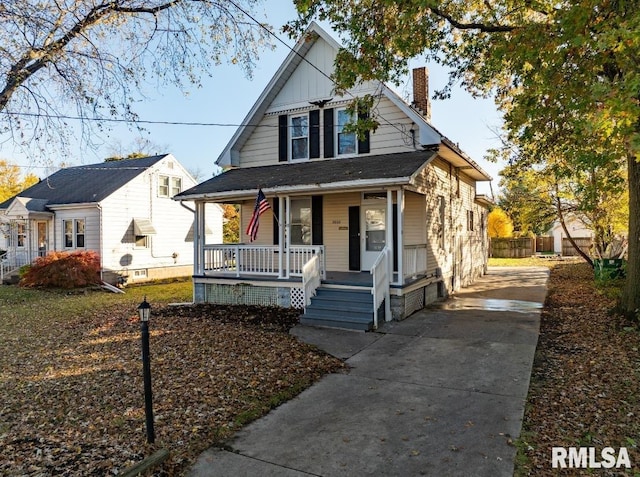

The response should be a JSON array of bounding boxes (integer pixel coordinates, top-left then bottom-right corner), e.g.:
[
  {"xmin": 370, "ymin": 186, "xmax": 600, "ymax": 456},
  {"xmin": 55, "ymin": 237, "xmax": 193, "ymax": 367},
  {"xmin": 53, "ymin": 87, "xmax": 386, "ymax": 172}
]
[
  {"xmin": 0, "ymin": 159, "xmax": 39, "ymax": 203},
  {"xmin": 292, "ymin": 0, "xmax": 640, "ymax": 316},
  {"xmin": 223, "ymin": 204, "xmax": 240, "ymax": 244},
  {"xmin": 487, "ymin": 208, "xmax": 513, "ymax": 238},
  {"xmin": 0, "ymin": 0, "xmax": 273, "ymax": 157}
]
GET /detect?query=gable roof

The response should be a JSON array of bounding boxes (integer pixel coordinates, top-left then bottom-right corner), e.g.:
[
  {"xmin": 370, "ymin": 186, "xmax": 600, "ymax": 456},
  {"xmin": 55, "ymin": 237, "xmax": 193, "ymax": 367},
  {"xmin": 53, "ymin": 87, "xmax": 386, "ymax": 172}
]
[
  {"xmin": 176, "ymin": 151, "xmax": 438, "ymax": 201},
  {"xmin": 0, "ymin": 155, "xmax": 168, "ymax": 209},
  {"xmin": 216, "ymin": 21, "xmax": 487, "ymax": 176}
]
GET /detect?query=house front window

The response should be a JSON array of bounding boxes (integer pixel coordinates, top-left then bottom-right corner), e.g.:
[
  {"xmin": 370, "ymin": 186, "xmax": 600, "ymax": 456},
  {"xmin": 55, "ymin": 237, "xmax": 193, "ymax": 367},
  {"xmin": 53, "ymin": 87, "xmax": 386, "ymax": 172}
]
[
  {"xmin": 63, "ymin": 219, "xmax": 85, "ymax": 248},
  {"xmin": 290, "ymin": 114, "xmax": 309, "ymax": 160},
  {"xmin": 290, "ymin": 198, "xmax": 311, "ymax": 245},
  {"xmin": 16, "ymin": 223, "xmax": 26, "ymax": 248},
  {"xmin": 337, "ymin": 108, "xmax": 357, "ymax": 155}
]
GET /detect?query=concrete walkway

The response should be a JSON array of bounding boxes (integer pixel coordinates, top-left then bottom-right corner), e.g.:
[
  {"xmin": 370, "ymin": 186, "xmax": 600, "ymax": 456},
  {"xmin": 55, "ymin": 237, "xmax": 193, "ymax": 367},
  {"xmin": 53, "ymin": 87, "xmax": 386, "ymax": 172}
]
[{"xmin": 187, "ymin": 266, "xmax": 549, "ymax": 477}]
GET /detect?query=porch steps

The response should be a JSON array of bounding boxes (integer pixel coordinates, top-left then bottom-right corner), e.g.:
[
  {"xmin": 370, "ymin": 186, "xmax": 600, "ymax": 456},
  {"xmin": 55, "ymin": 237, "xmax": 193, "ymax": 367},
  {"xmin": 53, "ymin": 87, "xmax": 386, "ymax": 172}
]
[{"xmin": 300, "ymin": 287, "xmax": 374, "ymax": 331}]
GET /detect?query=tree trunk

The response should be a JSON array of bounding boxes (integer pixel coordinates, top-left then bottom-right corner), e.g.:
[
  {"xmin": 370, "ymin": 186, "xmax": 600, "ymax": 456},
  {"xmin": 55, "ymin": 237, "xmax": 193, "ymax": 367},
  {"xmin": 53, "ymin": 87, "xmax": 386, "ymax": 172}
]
[
  {"xmin": 555, "ymin": 184, "xmax": 593, "ymax": 266},
  {"xmin": 623, "ymin": 152, "xmax": 640, "ymax": 317}
]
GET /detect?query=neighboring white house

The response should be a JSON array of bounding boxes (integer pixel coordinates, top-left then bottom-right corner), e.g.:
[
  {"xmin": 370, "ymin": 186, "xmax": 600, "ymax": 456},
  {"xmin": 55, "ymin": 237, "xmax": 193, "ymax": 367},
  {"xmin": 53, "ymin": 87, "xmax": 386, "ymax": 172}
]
[
  {"xmin": 174, "ymin": 22, "xmax": 493, "ymax": 330},
  {"xmin": 548, "ymin": 215, "xmax": 594, "ymax": 255},
  {"xmin": 0, "ymin": 154, "xmax": 223, "ymax": 284}
]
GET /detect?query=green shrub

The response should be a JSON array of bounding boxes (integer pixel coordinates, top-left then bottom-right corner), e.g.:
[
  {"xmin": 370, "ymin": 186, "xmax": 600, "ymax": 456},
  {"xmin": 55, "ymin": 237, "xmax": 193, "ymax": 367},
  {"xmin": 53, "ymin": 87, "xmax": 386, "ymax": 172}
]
[{"xmin": 19, "ymin": 251, "xmax": 101, "ymax": 289}]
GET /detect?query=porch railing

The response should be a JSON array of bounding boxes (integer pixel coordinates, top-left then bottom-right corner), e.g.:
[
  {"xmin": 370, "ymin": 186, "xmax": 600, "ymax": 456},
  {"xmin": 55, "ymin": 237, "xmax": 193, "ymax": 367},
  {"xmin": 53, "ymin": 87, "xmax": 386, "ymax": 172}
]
[
  {"xmin": 403, "ymin": 244, "xmax": 428, "ymax": 280},
  {"xmin": 1, "ymin": 249, "xmax": 35, "ymax": 283},
  {"xmin": 302, "ymin": 255, "xmax": 321, "ymax": 311},
  {"xmin": 371, "ymin": 246, "xmax": 391, "ymax": 330},
  {"xmin": 202, "ymin": 244, "xmax": 325, "ymax": 278}
]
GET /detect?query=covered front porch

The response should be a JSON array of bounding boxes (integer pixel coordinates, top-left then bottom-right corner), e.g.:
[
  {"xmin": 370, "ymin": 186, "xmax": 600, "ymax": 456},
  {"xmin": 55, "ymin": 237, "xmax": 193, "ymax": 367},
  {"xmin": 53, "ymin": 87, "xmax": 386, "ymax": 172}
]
[{"xmin": 175, "ymin": 152, "xmax": 448, "ymax": 330}]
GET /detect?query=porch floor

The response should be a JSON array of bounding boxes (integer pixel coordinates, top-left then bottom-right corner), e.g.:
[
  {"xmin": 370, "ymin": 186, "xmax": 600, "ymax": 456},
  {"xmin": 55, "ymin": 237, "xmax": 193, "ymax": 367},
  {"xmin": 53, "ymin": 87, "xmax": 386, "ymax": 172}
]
[{"xmin": 197, "ymin": 270, "xmax": 405, "ymax": 287}]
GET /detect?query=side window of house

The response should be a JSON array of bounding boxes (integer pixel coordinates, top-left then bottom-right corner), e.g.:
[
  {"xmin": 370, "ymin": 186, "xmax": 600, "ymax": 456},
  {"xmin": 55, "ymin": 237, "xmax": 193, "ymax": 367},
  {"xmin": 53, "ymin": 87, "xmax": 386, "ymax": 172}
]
[
  {"xmin": 75, "ymin": 219, "xmax": 85, "ymax": 247},
  {"xmin": 337, "ymin": 108, "xmax": 357, "ymax": 155},
  {"xmin": 290, "ymin": 114, "xmax": 309, "ymax": 160},
  {"xmin": 135, "ymin": 235, "xmax": 149, "ymax": 248},
  {"xmin": 467, "ymin": 210, "xmax": 474, "ymax": 232},
  {"xmin": 290, "ymin": 198, "xmax": 312, "ymax": 245},
  {"xmin": 438, "ymin": 195, "xmax": 445, "ymax": 249},
  {"xmin": 158, "ymin": 175, "xmax": 169, "ymax": 197},
  {"xmin": 63, "ymin": 219, "xmax": 85, "ymax": 248},
  {"xmin": 171, "ymin": 177, "xmax": 182, "ymax": 196},
  {"xmin": 64, "ymin": 220, "xmax": 73, "ymax": 248}
]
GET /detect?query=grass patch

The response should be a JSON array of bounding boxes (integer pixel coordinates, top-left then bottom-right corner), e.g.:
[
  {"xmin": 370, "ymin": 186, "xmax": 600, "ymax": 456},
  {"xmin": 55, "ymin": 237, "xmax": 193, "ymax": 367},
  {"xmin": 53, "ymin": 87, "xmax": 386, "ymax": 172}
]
[{"xmin": 0, "ymin": 282, "xmax": 344, "ymax": 475}]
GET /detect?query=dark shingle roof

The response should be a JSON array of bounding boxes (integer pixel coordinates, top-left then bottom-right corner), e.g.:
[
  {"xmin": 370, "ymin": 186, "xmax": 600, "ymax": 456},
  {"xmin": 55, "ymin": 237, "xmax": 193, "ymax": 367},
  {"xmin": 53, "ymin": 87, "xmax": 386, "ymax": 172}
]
[
  {"xmin": 176, "ymin": 151, "xmax": 437, "ymax": 200},
  {"xmin": 0, "ymin": 155, "xmax": 166, "ymax": 209}
]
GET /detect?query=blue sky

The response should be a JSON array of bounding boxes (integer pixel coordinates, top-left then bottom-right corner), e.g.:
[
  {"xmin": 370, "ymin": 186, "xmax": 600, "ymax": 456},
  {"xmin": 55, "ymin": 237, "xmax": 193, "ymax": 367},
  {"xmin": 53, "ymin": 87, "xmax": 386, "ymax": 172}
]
[{"xmin": 3, "ymin": 2, "xmax": 503, "ymax": 196}]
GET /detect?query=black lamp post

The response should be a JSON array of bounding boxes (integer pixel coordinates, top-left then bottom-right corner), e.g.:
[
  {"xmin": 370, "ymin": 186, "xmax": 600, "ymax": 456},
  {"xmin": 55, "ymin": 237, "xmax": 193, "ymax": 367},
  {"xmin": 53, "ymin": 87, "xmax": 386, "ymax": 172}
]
[{"xmin": 137, "ymin": 297, "xmax": 155, "ymax": 444}]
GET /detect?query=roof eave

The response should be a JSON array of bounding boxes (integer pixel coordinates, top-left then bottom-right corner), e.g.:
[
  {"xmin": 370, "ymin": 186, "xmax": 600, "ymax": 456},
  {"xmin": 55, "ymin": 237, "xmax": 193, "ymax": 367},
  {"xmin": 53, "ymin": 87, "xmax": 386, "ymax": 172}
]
[{"xmin": 174, "ymin": 176, "xmax": 413, "ymax": 202}]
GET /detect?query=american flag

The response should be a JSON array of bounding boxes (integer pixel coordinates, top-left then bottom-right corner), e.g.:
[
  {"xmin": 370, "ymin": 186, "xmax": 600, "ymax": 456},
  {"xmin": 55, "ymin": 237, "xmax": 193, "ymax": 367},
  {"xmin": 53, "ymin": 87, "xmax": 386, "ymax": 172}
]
[{"xmin": 246, "ymin": 189, "xmax": 271, "ymax": 242}]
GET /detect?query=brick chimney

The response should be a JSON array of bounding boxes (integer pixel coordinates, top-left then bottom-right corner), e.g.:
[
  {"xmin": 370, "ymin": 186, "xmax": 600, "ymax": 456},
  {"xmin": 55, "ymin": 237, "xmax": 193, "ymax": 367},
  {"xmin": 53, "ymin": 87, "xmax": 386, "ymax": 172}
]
[{"xmin": 412, "ymin": 67, "xmax": 431, "ymax": 122}]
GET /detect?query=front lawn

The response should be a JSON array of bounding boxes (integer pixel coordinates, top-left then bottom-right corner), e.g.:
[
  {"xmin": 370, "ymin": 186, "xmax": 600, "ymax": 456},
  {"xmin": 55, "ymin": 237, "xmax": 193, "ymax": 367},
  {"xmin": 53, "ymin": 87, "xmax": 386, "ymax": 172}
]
[{"xmin": 0, "ymin": 281, "xmax": 344, "ymax": 475}]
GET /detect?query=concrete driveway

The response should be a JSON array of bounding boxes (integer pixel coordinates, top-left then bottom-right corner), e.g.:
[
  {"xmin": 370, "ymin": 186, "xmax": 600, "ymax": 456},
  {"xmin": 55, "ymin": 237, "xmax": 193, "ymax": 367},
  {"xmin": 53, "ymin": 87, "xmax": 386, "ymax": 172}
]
[{"xmin": 187, "ymin": 266, "xmax": 549, "ymax": 477}]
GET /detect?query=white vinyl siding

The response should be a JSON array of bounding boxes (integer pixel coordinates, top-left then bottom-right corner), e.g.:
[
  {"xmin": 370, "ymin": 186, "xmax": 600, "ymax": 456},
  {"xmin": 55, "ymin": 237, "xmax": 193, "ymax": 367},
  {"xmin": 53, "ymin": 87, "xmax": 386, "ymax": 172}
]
[{"xmin": 322, "ymin": 192, "xmax": 359, "ymax": 272}]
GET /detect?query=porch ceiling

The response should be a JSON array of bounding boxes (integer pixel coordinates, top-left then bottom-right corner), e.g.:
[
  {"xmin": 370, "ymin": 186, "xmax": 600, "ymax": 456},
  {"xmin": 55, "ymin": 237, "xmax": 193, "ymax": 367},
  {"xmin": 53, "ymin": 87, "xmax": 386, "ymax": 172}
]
[{"xmin": 175, "ymin": 151, "xmax": 437, "ymax": 201}]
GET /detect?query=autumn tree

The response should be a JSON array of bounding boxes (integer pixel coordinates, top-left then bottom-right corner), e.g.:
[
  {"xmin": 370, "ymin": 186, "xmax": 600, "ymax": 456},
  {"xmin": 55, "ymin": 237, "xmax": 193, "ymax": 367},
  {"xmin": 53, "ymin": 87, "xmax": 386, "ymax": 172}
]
[
  {"xmin": 292, "ymin": 0, "xmax": 640, "ymax": 316},
  {"xmin": 0, "ymin": 0, "xmax": 273, "ymax": 158},
  {"xmin": 487, "ymin": 208, "xmax": 513, "ymax": 239},
  {"xmin": 0, "ymin": 159, "xmax": 39, "ymax": 203},
  {"xmin": 222, "ymin": 204, "xmax": 240, "ymax": 244}
]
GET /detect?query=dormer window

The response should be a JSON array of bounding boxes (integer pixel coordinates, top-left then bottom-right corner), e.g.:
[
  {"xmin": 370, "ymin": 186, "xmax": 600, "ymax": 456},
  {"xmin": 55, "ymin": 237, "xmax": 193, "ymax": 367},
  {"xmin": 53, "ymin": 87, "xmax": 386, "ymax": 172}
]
[{"xmin": 290, "ymin": 114, "xmax": 309, "ymax": 160}]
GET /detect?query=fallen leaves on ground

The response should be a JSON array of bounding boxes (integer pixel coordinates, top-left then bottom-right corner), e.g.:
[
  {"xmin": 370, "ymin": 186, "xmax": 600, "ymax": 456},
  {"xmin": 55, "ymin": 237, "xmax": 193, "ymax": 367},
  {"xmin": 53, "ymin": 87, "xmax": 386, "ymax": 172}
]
[
  {"xmin": 0, "ymin": 303, "xmax": 344, "ymax": 476},
  {"xmin": 518, "ymin": 263, "xmax": 640, "ymax": 476}
]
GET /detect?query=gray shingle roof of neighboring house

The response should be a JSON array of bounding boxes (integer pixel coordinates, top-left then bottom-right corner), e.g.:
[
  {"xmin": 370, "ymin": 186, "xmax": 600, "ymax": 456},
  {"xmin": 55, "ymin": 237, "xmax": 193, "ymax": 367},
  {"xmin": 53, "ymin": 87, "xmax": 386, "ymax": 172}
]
[
  {"xmin": 0, "ymin": 155, "xmax": 167, "ymax": 209},
  {"xmin": 175, "ymin": 151, "xmax": 438, "ymax": 201}
]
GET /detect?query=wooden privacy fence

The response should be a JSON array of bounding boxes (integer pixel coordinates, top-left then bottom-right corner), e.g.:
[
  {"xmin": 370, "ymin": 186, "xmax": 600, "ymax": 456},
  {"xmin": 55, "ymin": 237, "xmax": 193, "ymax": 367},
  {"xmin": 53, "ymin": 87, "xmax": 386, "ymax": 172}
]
[
  {"xmin": 490, "ymin": 237, "xmax": 535, "ymax": 258},
  {"xmin": 562, "ymin": 237, "xmax": 592, "ymax": 256}
]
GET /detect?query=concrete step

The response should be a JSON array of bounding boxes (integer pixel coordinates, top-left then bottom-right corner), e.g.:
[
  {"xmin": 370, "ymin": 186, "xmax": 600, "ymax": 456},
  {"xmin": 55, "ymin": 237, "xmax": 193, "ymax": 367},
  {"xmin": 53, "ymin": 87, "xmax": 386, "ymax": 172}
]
[{"xmin": 301, "ymin": 286, "xmax": 374, "ymax": 331}]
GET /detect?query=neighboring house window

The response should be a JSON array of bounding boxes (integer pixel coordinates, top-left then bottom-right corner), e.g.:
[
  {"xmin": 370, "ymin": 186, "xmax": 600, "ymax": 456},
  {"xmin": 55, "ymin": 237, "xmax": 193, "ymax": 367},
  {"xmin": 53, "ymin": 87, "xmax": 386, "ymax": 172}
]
[
  {"xmin": 135, "ymin": 235, "xmax": 150, "ymax": 248},
  {"xmin": 17, "ymin": 223, "xmax": 26, "ymax": 247},
  {"xmin": 290, "ymin": 114, "xmax": 309, "ymax": 160},
  {"xmin": 171, "ymin": 177, "xmax": 182, "ymax": 196},
  {"xmin": 337, "ymin": 108, "xmax": 357, "ymax": 155},
  {"xmin": 63, "ymin": 219, "xmax": 85, "ymax": 248},
  {"xmin": 64, "ymin": 220, "xmax": 73, "ymax": 247},
  {"xmin": 76, "ymin": 219, "xmax": 85, "ymax": 247},
  {"xmin": 158, "ymin": 175, "xmax": 170, "ymax": 197},
  {"xmin": 438, "ymin": 195, "xmax": 445, "ymax": 249},
  {"xmin": 290, "ymin": 198, "xmax": 312, "ymax": 245},
  {"xmin": 467, "ymin": 210, "xmax": 474, "ymax": 232}
]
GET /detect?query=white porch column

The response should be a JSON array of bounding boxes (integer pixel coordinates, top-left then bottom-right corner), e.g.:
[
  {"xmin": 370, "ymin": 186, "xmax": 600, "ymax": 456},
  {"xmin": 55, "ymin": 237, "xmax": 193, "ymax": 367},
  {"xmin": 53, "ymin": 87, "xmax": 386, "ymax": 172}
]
[
  {"xmin": 194, "ymin": 201, "xmax": 205, "ymax": 275},
  {"xmin": 396, "ymin": 189, "xmax": 404, "ymax": 285},
  {"xmin": 386, "ymin": 189, "xmax": 394, "ymax": 282},
  {"xmin": 278, "ymin": 196, "xmax": 285, "ymax": 279},
  {"xmin": 285, "ymin": 195, "xmax": 291, "ymax": 279}
]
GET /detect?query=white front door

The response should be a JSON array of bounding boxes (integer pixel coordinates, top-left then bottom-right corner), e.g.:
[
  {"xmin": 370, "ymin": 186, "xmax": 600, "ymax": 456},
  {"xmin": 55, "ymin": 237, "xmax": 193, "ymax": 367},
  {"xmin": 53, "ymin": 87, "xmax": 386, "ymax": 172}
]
[{"xmin": 361, "ymin": 204, "xmax": 386, "ymax": 271}]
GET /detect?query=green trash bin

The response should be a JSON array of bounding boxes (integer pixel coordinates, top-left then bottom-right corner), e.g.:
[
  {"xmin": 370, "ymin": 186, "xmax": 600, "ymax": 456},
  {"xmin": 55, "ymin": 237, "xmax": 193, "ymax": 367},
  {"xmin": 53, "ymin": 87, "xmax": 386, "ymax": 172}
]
[{"xmin": 594, "ymin": 259, "xmax": 625, "ymax": 279}]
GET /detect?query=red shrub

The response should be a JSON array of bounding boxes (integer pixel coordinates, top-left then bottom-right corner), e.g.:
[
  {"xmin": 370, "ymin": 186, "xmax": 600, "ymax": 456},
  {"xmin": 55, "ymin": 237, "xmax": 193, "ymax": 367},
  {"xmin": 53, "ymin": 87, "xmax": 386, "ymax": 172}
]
[{"xmin": 19, "ymin": 250, "xmax": 101, "ymax": 289}]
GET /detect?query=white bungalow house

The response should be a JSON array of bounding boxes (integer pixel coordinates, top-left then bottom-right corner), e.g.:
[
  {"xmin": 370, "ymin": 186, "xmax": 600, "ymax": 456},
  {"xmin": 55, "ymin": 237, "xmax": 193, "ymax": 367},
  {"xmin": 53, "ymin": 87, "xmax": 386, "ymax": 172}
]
[
  {"xmin": 174, "ymin": 22, "xmax": 492, "ymax": 330},
  {"xmin": 0, "ymin": 154, "xmax": 223, "ymax": 285}
]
